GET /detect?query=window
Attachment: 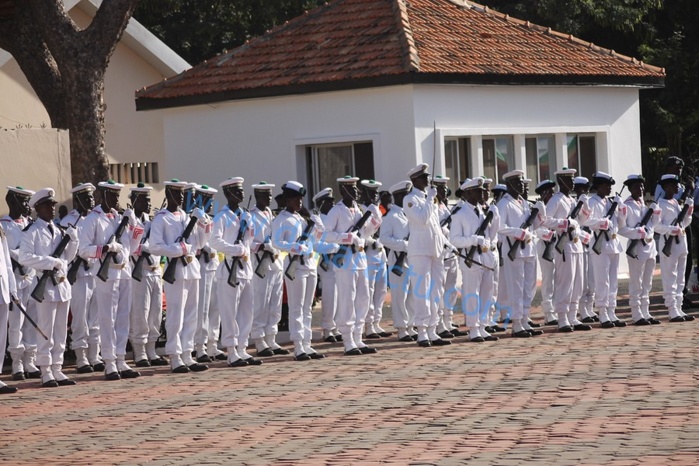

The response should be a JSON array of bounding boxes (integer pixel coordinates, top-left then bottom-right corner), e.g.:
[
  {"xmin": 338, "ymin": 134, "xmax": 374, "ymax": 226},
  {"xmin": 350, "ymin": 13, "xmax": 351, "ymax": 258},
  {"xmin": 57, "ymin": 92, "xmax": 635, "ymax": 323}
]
[
  {"xmin": 444, "ymin": 137, "xmax": 471, "ymax": 196},
  {"xmin": 567, "ymin": 134, "xmax": 596, "ymax": 179},
  {"xmin": 525, "ymin": 136, "xmax": 555, "ymax": 185},
  {"xmin": 306, "ymin": 142, "xmax": 374, "ymax": 199},
  {"xmin": 483, "ymin": 136, "xmax": 514, "ymax": 183},
  {"xmin": 109, "ymin": 162, "xmax": 159, "ymax": 184}
]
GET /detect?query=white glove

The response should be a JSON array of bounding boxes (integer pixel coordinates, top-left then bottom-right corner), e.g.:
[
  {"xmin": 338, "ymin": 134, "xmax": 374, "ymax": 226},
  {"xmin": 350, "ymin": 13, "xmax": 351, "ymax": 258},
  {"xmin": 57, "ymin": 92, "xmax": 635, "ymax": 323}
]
[
  {"xmin": 649, "ymin": 202, "xmax": 659, "ymax": 212},
  {"xmin": 178, "ymin": 241, "xmax": 192, "ymax": 256},
  {"xmin": 107, "ymin": 242, "xmax": 124, "ymax": 255},
  {"xmin": 192, "ymin": 207, "xmax": 206, "ymax": 221},
  {"xmin": 123, "ymin": 208, "xmax": 137, "ymax": 226},
  {"xmin": 350, "ymin": 232, "xmax": 363, "ymax": 247},
  {"xmin": 290, "ymin": 242, "xmax": 309, "ymax": 255},
  {"xmin": 65, "ymin": 225, "xmax": 78, "ymax": 242},
  {"xmin": 355, "ymin": 237, "xmax": 366, "ymax": 249},
  {"xmin": 670, "ymin": 225, "xmax": 683, "ymax": 236},
  {"xmin": 481, "ymin": 238, "xmax": 491, "ymax": 251},
  {"xmin": 477, "ymin": 236, "xmax": 486, "ymax": 247},
  {"xmin": 580, "ymin": 230, "xmax": 591, "ymax": 245},
  {"xmin": 598, "ymin": 219, "xmax": 610, "ymax": 231},
  {"xmin": 613, "ymin": 195, "xmax": 623, "ymax": 205},
  {"xmin": 229, "ymin": 244, "xmax": 249, "ymax": 258},
  {"xmin": 426, "ymin": 186, "xmax": 437, "ymax": 201},
  {"xmin": 53, "ymin": 258, "xmax": 67, "ymax": 274},
  {"xmin": 521, "ymin": 230, "xmax": 533, "ymax": 243},
  {"xmin": 534, "ymin": 200, "xmax": 545, "ymax": 214},
  {"xmin": 568, "ymin": 219, "xmax": 579, "ymax": 230},
  {"xmin": 636, "ymin": 227, "xmax": 647, "ymax": 240}
]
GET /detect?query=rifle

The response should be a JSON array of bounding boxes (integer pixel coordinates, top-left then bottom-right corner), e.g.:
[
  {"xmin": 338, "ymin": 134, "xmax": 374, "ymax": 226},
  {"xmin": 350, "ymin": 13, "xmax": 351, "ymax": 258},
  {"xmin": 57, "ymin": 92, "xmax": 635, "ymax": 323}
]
[
  {"xmin": 541, "ymin": 237, "xmax": 555, "ymax": 262},
  {"xmin": 66, "ymin": 256, "xmax": 87, "ymax": 285},
  {"xmin": 390, "ymin": 233, "xmax": 410, "ymax": 276},
  {"xmin": 440, "ymin": 205, "xmax": 462, "ymax": 228},
  {"xmin": 11, "ymin": 258, "xmax": 25, "ymax": 276},
  {"xmin": 554, "ymin": 199, "xmax": 584, "ymax": 254},
  {"xmin": 284, "ymin": 219, "xmax": 317, "ymax": 280},
  {"xmin": 591, "ymin": 197, "xmax": 620, "ymax": 255},
  {"xmin": 163, "ymin": 215, "xmax": 199, "ymax": 285},
  {"xmin": 507, "ymin": 206, "xmax": 540, "ymax": 261},
  {"xmin": 448, "ymin": 245, "xmax": 495, "ymax": 272},
  {"xmin": 131, "ymin": 225, "xmax": 153, "ymax": 282},
  {"xmin": 30, "ymin": 225, "xmax": 74, "ymax": 303},
  {"xmin": 254, "ymin": 236, "xmax": 274, "ymax": 279},
  {"xmin": 625, "ymin": 203, "xmax": 656, "ymax": 259},
  {"xmin": 10, "ymin": 295, "xmax": 48, "ymax": 341},
  {"xmin": 662, "ymin": 188, "xmax": 692, "ymax": 257},
  {"xmin": 97, "ymin": 216, "xmax": 131, "ymax": 282},
  {"xmin": 332, "ymin": 210, "xmax": 372, "ymax": 268},
  {"xmin": 464, "ymin": 209, "xmax": 494, "ymax": 267},
  {"xmin": 226, "ymin": 218, "xmax": 248, "ymax": 288}
]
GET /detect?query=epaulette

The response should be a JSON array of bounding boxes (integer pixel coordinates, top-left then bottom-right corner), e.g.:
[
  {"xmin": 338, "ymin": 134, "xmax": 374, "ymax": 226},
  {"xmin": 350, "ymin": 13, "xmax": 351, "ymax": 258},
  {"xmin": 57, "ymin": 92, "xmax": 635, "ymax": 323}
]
[{"xmin": 155, "ymin": 210, "xmax": 167, "ymax": 216}]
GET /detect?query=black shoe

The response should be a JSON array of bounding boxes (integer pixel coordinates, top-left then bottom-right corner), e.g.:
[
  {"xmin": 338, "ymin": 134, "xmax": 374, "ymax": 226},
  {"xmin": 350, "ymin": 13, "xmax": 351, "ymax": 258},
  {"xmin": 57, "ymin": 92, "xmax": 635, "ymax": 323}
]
[
  {"xmin": 0, "ymin": 385, "xmax": 18, "ymax": 394},
  {"xmin": 684, "ymin": 315, "xmax": 696, "ymax": 321},
  {"xmin": 294, "ymin": 353, "xmax": 311, "ymax": 361},
  {"xmin": 399, "ymin": 335, "xmax": 414, "ymax": 342},
  {"xmin": 612, "ymin": 320, "xmax": 627, "ymax": 328},
  {"xmin": 77, "ymin": 364, "xmax": 95, "ymax": 373},
  {"xmin": 410, "ymin": 335, "xmax": 418, "ymax": 341},
  {"xmin": 41, "ymin": 379, "xmax": 59, "ymax": 388},
  {"xmin": 451, "ymin": 329, "xmax": 468, "ymax": 337},
  {"xmin": 647, "ymin": 318, "xmax": 661, "ymax": 325},
  {"xmin": 92, "ymin": 362, "xmax": 105, "ymax": 372},
  {"xmin": 527, "ymin": 329, "xmax": 544, "ymax": 336},
  {"xmin": 359, "ymin": 346, "xmax": 378, "ymax": 354},
  {"xmin": 469, "ymin": 336, "xmax": 485, "ymax": 343},
  {"xmin": 135, "ymin": 359, "xmax": 151, "ymax": 368},
  {"xmin": 257, "ymin": 348, "xmax": 275, "ymax": 357},
  {"xmin": 633, "ymin": 319, "xmax": 650, "ymax": 326},
  {"xmin": 344, "ymin": 348, "xmax": 363, "ymax": 356},
  {"xmin": 580, "ymin": 317, "xmax": 595, "ymax": 323},
  {"xmin": 417, "ymin": 340, "xmax": 432, "ymax": 347},
  {"xmin": 600, "ymin": 321, "xmax": 615, "ymax": 329},
  {"xmin": 430, "ymin": 338, "xmax": 451, "ymax": 346},
  {"xmin": 120, "ymin": 369, "xmax": 141, "ymax": 379},
  {"xmin": 150, "ymin": 357, "xmax": 169, "ymax": 366},
  {"xmin": 188, "ymin": 363, "xmax": 209, "ymax": 372},
  {"xmin": 378, "ymin": 331, "xmax": 394, "ymax": 337},
  {"xmin": 12, "ymin": 372, "xmax": 25, "ymax": 381},
  {"xmin": 335, "ymin": 335, "xmax": 343, "ymax": 342},
  {"xmin": 105, "ymin": 371, "xmax": 122, "ymax": 380},
  {"xmin": 228, "ymin": 359, "xmax": 248, "ymax": 367},
  {"xmin": 670, "ymin": 316, "xmax": 686, "ymax": 323},
  {"xmin": 214, "ymin": 353, "xmax": 228, "ymax": 361},
  {"xmin": 437, "ymin": 330, "xmax": 454, "ymax": 339},
  {"xmin": 57, "ymin": 379, "xmax": 76, "ymax": 386},
  {"xmin": 545, "ymin": 320, "xmax": 559, "ymax": 326},
  {"xmin": 196, "ymin": 354, "xmax": 212, "ymax": 363},
  {"xmin": 309, "ymin": 353, "xmax": 326, "ymax": 360},
  {"xmin": 171, "ymin": 365, "xmax": 190, "ymax": 374},
  {"xmin": 243, "ymin": 358, "xmax": 262, "ymax": 366},
  {"xmin": 272, "ymin": 348, "xmax": 290, "ymax": 355},
  {"xmin": 512, "ymin": 330, "xmax": 531, "ymax": 338},
  {"xmin": 484, "ymin": 335, "xmax": 499, "ymax": 341},
  {"xmin": 528, "ymin": 321, "xmax": 542, "ymax": 328},
  {"xmin": 573, "ymin": 324, "xmax": 593, "ymax": 331},
  {"xmin": 25, "ymin": 370, "xmax": 41, "ymax": 379},
  {"xmin": 558, "ymin": 326, "xmax": 573, "ymax": 333},
  {"xmin": 491, "ymin": 325, "xmax": 506, "ymax": 333},
  {"xmin": 592, "ymin": 316, "xmax": 600, "ymax": 322},
  {"xmin": 323, "ymin": 335, "xmax": 338, "ymax": 343},
  {"xmin": 365, "ymin": 333, "xmax": 381, "ymax": 339},
  {"xmin": 483, "ymin": 326, "xmax": 494, "ymax": 333}
]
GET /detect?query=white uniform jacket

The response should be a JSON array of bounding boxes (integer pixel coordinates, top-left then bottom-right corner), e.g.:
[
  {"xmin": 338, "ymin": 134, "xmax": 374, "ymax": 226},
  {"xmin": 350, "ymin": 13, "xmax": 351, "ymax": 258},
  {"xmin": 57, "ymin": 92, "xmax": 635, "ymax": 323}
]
[
  {"xmin": 60, "ymin": 209, "xmax": 97, "ymax": 279},
  {"xmin": 272, "ymin": 211, "xmax": 336, "ymax": 273},
  {"xmin": 131, "ymin": 213, "xmax": 163, "ymax": 277},
  {"xmin": 403, "ymin": 187, "xmax": 447, "ymax": 258},
  {"xmin": 324, "ymin": 201, "xmax": 378, "ymax": 271},
  {"xmin": 379, "ymin": 205, "xmax": 410, "ymax": 263},
  {"xmin": 1, "ymin": 215, "xmax": 34, "ymax": 289},
  {"xmin": 19, "ymin": 218, "xmax": 77, "ymax": 302},
  {"xmin": 581, "ymin": 195, "xmax": 624, "ymax": 255},
  {"xmin": 449, "ymin": 202, "xmax": 500, "ymax": 268},
  {"xmin": 150, "ymin": 208, "xmax": 212, "ymax": 281},
  {"xmin": 545, "ymin": 192, "xmax": 584, "ymax": 254},
  {"xmin": 496, "ymin": 193, "xmax": 545, "ymax": 259},
  {"xmin": 210, "ymin": 206, "xmax": 255, "ymax": 281},
  {"xmin": 618, "ymin": 197, "xmax": 661, "ymax": 261},
  {"xmin": 250, "ymin": 206, "xmax": 281, "ymax": 273},
  {"xmin": 655, "ymin": 197, "xmax": 694, "ymax": 255},
  {"xmin": 0, "ymin": 229, "xmax": 18, "ymax": 304}
]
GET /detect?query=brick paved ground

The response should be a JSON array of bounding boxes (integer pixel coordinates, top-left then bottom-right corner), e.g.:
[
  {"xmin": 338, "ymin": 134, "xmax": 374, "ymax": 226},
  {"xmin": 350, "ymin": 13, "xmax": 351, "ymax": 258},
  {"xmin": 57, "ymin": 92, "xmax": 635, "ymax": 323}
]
[{"xmin": 1, "ymin": 277, "xmax": 699, "ymax": 465}]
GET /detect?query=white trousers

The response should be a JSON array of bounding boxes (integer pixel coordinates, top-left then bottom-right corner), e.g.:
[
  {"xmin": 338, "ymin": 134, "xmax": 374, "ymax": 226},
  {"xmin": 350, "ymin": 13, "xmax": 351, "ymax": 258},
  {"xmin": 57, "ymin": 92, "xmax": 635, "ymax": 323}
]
[
  {"xmin": 589, "ymin": 253, "xmax": 619, "ymax": 322},
  {"xmin": 441, "ymin": 257, "xmax": 459, "ymax": 328},
  {"xmin": 207, "ymin": 278, "xmax": 221, "ymax": 351},
  {"xmin": 538, "ymin": 246, "xmax": 556, "ymax": 322},
  {"xmin": 164, "ymin": 278, "xmax": 199, "ymax": 357},
  {"xmin": 95, "ymin": 277, "xmax": 132, "ymax": 362},
  {"xmin": 580, "ymin": 250, "xmax": 596, "ymax": 318},
  {"xmin": 218, "ymin": 278, "xmax": 253, "ymax": 350},
  {"xmin": 0, "ymin": 301, "xmax": 8, "ymax": 374},
  {"xmin": 35, "ymin": 300, "xmax": 69, "ymax": 368},
  {"xmin": 553, "ymin": 251, "xmax": 584, "ymax": 327},
  {"xmin": 365, "ymin": 257, "xmax": 388, "ymax": 329},
  {"xmin": 408, "ymin": 255, "xmax": 442, "ymax": 330},
  {"xmin": 387, "ymin": 254, "xmax": 412, "ymax": 331},
  {"xmin": 130, "ymin": 274, "xmax": 163, "ymax": 346},
  {"xmin": 503, "ymin": 256, "xmax": 537, "ymax": 323},
  {"xmin": 285, "ymin": 269, "xmax": 317, "ymax": 343},
  {"xmin": 251, "ymin": 269, "xmax": 283, "ymax": 340},
  {"xmin": 318, "ymin": 266, "xmax": 337, "ymax": 332},
  {"xmin": 335, "ymin": 268, "xmax": 370, "ymax": 337},
  {"xmin": 660, "ymin": 249, "xmax": 687, "ymax": 319},
  {"xmin": 70, "ymin": 275, "xmax": 98, "ymax": 350},
  {"xmin": 194, "ymin": 269, "xmax": 215, "ymax": 346},
  {"xmin": 628, "ymin": 256, "xmax": 655, "ymax": 321},
  {"xmin": 460, "ymin": 262, "xmax": 494, "ymax": 334},
  {"xmin": 6, "ymin": 287, "xmax": 35, "ymax": 359}
]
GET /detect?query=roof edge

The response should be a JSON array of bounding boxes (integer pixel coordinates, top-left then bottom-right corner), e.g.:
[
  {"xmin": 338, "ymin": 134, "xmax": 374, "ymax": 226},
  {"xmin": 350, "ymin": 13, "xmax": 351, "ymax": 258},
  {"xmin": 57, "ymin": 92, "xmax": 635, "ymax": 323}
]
[
  {"xmin": 394, "ymin": 0, "xmax": 420, "ymax": 71},
  {"xmin": 136, "ymin": 72, "xmax": 664, "ymax": 111}
]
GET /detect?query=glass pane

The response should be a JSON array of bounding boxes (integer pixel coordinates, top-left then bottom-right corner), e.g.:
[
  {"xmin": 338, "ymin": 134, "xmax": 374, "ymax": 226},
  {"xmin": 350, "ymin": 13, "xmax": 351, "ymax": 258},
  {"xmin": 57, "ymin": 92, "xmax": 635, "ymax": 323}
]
[
  {"xmin": 579, "ymin": 136, "xmax": 596, "ymax": 179},
  {"xmin": 525, "ymin": 138, "xmax": 538, "ymax": 185},
  {"xmin": 316, "ymin": 145, "xmax": 353, "ymax": 194},
  {"xmin": 354, "ymin": 142, "xmax": 374, "ymax": 182},
  {"xmin": 539, "ymin": 136, "xmax": 554, "ymax": 182},
  {"xmin": 495, "ymin": 137, "xmax": 514, "ymax": 182},
  {"xmin": 483, "ymin": 139, "xmax": 496, "ymax": 182},
  {"xmin": 444, "ymin": 139, "xmax": 458, "ymax": 195},
  {"xmin": 567, "ymin": 135, "xmax": 579, "ymax": 172},
  {"xmin": 459, "ymin": 138, "xmax": 471, "ymax": 183}
]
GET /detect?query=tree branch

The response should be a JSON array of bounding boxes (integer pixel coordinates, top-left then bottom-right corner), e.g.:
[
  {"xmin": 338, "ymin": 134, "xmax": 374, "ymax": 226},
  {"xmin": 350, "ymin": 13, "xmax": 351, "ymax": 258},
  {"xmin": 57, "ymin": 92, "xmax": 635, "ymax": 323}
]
[{"xmin": 85, "ymin": 0, "xmax": 141, "ymax": 68}]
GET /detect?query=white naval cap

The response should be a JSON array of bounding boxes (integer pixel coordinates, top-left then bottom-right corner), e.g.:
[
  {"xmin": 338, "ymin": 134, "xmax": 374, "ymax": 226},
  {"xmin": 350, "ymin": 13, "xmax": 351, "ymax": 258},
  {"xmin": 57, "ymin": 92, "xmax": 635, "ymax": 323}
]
[
  {"xmin": 491, "ymin": 183, "xmax": 507, "ymax": 192},
  {"xmin": 535, "ymin": 179, "xmax": 556, "ymax": 195},
  {"xmin": 312, "ymin": 187, "xmax": 334, "ymax": 203},
  {"xmin": 29, "ymin": 187, "xmax": 56, "ymax": 209},
  {"xmin": 196, "ymin": 184, "xmax": 218, "ymax": 195},
  {"xmin": 502, "ymin": 169, "xmax": 525, "ymax": 181},
  {"xmin": 659, "ymin": 174, "xmax": 680, "ymax": 184},
  {"xmin": 98, "ymin": 180, "xmax": 125, "ymax": 191},
  {"xmin": 432, "ymin": 175, "xmax": 450, "ymax": 185},
  {"xmin": 482, "ymin": 177, "xmax": 493, "ymax": 185},
  {"xmin": 163, "ymin": 178, "xmax": 189, "ymax": 190},
  {"xmin": 554, "ymin": 167, "xmax": 577, "ymax": 176},
  {"xmin": 460, "ymin": 178, "xmax": 487, "ymax": 191},
  {"xmin": 70, "ymin": 183, "xmax": 95, "ymax": 195},
  {"xmin": 573, "ymin": 176, "xmax": 590, "ymax": 186},
  {"xmin": 281, "ymin": 180, "xmax": 306, "ymax": 198},
  {"xmin": 337, "ymin": 175, "xmax": 360, "ymax": 184},
  {"xmin": 129, "ymin": 182, "xmax": 153, "ymax": 195},
  {"xmin": 360, "ymin": 179, "xmax": 382, "ymax": 189},
  {"xmin": 623, "ymin": 174, "xmax": 645, "ymax": 187},
  {"xmin": 407, "ymin": 163, "xmax": 430, "ymax": 179},
  {"xmin": 7, "ymin": 186, "xmax": 35, "ymax": 197},
  {"xmin": 389, "ymin": 180, "xmax": 413, "ymax": 195},
  {"xmin": 219, "ymin": 177, "xmax": 244, "ymax": 189},
  {"xmin": 251, "ymin": 181, "xmax": 275, "ymax": 191},
  {"xmin": 591, "ymin": 171, "xmax": 615, "ymax": 186}
]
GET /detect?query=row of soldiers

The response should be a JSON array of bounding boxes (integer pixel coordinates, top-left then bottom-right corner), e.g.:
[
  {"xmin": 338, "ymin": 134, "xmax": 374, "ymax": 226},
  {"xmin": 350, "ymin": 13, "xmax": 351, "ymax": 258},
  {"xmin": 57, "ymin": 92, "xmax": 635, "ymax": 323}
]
[{"xmin": 0, "ymin": 160, "xmax": 694, "ymax": 394}]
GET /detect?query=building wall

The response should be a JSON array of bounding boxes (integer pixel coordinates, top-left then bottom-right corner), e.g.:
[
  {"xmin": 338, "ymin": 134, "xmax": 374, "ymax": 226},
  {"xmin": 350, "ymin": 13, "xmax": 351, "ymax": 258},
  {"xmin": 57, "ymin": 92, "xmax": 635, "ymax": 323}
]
[{"xmin": 0, "ymin": 129, "xmax": 71, "ymax": 216}]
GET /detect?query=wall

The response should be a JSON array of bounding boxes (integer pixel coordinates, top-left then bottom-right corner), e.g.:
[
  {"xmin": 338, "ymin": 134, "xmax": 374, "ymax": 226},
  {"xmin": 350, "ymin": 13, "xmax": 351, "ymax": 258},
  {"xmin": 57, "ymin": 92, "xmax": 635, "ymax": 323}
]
[{"xmin": 0, "ymin": 129, "xmax": 71, "ymax": 216}]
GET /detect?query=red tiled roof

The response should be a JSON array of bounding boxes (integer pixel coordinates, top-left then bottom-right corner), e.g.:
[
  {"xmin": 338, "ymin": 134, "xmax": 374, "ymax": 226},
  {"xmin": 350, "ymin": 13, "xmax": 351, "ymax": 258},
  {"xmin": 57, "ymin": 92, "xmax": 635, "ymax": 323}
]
[{"xmin": 136, "ymin": 0, "xmax": 665, "ymax": 110}]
